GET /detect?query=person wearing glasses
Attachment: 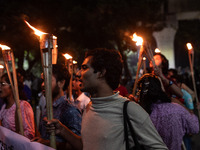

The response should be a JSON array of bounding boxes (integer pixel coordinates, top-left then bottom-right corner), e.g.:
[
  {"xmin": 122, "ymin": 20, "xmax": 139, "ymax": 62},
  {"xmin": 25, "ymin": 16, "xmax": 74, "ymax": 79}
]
[{"xmin": 0, "ymin": 73, "xmax": 35, "ymax": 139}]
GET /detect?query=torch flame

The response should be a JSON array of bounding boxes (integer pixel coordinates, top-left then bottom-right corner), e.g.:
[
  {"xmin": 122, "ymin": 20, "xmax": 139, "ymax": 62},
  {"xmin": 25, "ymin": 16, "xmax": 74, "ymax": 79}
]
[
  {"xmin": 73, "ymin": 60, "xmax": 77, "ymax": 64},
  {"xmin": 155, "ymin": 48, "xmax": 161, "ymax": 53},
  {"xmin": 186, "ymin": 43, "xmax": 193, "ymax": 51},
  {"xmin": 0, "ymin": 44, "xmax": 11, "ymax": 50},
  {"xmin": 63, "ymin": 53, "xmax": 72, "ymax": 60},
  {"xmin": 132, "ymin": 33, "xmax": 143, "ymax": 46},
  {"xmin": 25, "ymin": 21, "xmax": 47, "ymax": 36},
  {"xmin": 53, "ymin": 36, "xmax": 57, "ymax": 39},
  {"xmin": 0, "ymin": 65, "xmax": 4, "ymax": 69}
]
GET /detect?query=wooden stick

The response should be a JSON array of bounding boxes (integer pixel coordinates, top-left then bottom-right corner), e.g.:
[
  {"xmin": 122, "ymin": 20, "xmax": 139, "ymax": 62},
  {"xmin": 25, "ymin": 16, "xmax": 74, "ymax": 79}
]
[
  {"xmin": 68, "ymin": 59, "xmax": 73, "ymax": 102},
  {"xmin": 143, "ymin": 58, "xmax": 146, "ymax": 74},
  {"xmin": 11, "ymin": 51, "xmax": 24, "ymax": 135},
  {"xmin": 188, "ymin": 50, "xmax": 200, "ymax": 119},
  {"xmin": 132, "ymin": 45, "xmax": 144, "ymax": 96},
  {"xmin": 2, "ymin": 50, "xmax": 24, "ymax": 135}
]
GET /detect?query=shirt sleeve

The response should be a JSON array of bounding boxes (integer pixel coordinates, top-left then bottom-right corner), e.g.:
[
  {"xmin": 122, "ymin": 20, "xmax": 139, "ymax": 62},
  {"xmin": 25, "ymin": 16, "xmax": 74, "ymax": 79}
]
[
  {"xmin": 179, "ymin": 105, "xmax": 199, "ymax": 134},
  {"xmin": 127, "ymin": 102, "xmax": 168, "ymax": 149},
  {"xmin": 60, "ymin": 104, "xmax": 82, "ymax": 136},
  {"xmin": 21, "ymin": 101, "xmax": 35, "ymax": 139}
]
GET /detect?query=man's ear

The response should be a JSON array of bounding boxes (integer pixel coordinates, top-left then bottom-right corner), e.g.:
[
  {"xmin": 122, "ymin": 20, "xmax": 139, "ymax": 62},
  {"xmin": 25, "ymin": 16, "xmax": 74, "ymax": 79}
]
[
  {"xmin": 97, "ymin": 69, "xmax": 106, "ymax": 78},
  {"xmin": 58, "ymin": 80, "xmax": 65, "ymax": 88}
]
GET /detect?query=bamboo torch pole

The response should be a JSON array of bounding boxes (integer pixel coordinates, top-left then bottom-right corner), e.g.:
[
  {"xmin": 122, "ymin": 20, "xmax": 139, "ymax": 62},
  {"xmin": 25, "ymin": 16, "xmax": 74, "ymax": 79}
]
[
  {"xmin": 0, "ymin": 65, "xmax": 4, "ymax": 78},
  {"xmin": 0, "ymin": 45, "xmax": 24, "ymax": 135},
  {"xmin": 131, "ymin": 33, "xmax": 144, "ymax": 96},
  {"xmin": 63, "ymin": 53, "xmax": 73, "ymax": 102},
  {"xmin": 132, "ymin": 45, "xmax": 144, "ymax": 96},
  {"xmin": 142, "ymin": 57, "xmax": 146, "ymax": 74},
  {"xmin": 186, "ymin": 43, "xmax": 200, "ymax": 119},
  {"xmin": 25, "ymin": 21, "xmax": 56, "ymax": 149}
]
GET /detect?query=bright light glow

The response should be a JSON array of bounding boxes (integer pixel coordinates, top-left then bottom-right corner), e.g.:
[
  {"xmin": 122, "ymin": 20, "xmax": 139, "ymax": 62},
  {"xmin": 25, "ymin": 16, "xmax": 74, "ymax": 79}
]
[
  {"xmin": 63, "ymin": 53, "xmax": 72, "ymax": 60},
  {"xmin": 143, "ymin": 57, "xmax": 146, "ymax": 60},
  {"xmin": 0, "ymin": 65, "xmax": 4, "ymax": 69},
  {"xmin": 0, "ymin": 44, "xmax": 11, "ymax": 50},
  {"xmin": 132, "ymin": 33, "xmax": 143, "ymax": 46},
  {"xmin": 25, "ymin": 20, "xmax": 47, "ymax": 36},
  {"xmin": 53, "ymin": 36, "xmax": 57, "ymax": 39},
  {"xmin": 73, "ymin": 60, "xmax": 77, "ymax": 64},
  {"xmin": 186, "ymin": 43, "xmax": 193, "ymax": 51},
  {"xmin": 155, "ymin": 48, "xmax": 161, "ymax": 53}
]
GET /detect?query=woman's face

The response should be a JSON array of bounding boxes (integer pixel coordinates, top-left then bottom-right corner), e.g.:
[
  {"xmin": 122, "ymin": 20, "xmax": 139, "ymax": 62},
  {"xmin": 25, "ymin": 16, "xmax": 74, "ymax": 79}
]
[
  {"xmin": 150, "ymin": 55, "xmax": 162, "ymax": 68},
  {"xmin": 0, "ymin": 77, "xmax": 12, "ymax": 99}
]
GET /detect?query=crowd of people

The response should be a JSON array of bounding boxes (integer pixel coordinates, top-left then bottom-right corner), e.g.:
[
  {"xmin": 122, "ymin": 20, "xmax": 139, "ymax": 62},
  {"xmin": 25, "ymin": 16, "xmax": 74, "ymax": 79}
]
[{"xmin": 0, "ymin": 48, "xmax": 199, "ymax": 150}]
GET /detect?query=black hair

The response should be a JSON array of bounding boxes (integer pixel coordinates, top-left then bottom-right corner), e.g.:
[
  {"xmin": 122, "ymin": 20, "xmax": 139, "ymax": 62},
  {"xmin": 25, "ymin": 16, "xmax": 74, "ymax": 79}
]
[
  {"xmin": 52, "ymin": 63, "xmax": 71, "ymax": 91},
  {"xmin": 137, "ymin": 73, "xmax": 171, "ymax": 114},
  {"xmin": 1, "ymin": 73, "xmax": 28, "ymax": 100},
  {"xmin": 154, "ymin": 53, "xmax": 169, "ymax": 75},
  {"xmin": 85, "ymin": 48, "xmax": 123, "ymax": 90},
  {"xmin": 168, "ymin": 68, "xmax": 178, "ymax": 79}
]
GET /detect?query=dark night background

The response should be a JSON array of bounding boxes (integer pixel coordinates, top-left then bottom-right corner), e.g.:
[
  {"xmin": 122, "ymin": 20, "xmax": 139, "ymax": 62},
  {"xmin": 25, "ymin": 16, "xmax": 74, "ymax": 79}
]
[
  {"xmin": 1, "ymin": 1, "xmax": 200, "ymax": 149},
  {"xmin": 0, "ymin": 0, "xmax": 200, "ymax": 79}
]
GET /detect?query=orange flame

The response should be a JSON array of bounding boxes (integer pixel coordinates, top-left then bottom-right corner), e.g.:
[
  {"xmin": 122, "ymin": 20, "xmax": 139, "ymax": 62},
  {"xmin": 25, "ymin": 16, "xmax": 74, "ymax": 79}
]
[
  {"xmin": 0, "ymin": 65, "xmax": 4, "ymax": 69},
  {"xmin": 155, "ymin": 48, "xmax": 161, "ymax": 53},
  {"xmin": 63, "ymin": 53, "xmax": 72, "ymax": 60},
  {"xmin": 132, "ymin": 33, "xmax": 143, "ymax": 46},
  {"xmin": 25, "ymin": 21, "xmax": 47, "ymax": 36},
  {"xmin": 0, "ymin": 44, "xmax": 11, "ymax": 50},
  {"xmin": 73, "ymin": 60, "xmax": 77, "ymax": 64},
  {"xmin": 186, "ymin": 43, "xmax": 193, "ymax": 51}
]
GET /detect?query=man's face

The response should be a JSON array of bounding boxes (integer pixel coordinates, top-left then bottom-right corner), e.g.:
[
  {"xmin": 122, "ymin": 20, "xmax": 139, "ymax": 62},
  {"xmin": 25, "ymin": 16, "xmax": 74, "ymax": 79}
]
[
  {"xmin": 79, "ymin": 56, "xmax": 98, "ymax": 94},
  {"xmin": 41, "ymin": 74, "xmax": 59, "ymax": 99},
  {"xmin": 72, "ymin": 76, "xmax": 82, "ymax": 91},
  {"xmin": 150, "ymin": 55, "xmax": 162, "ymax": 68}
]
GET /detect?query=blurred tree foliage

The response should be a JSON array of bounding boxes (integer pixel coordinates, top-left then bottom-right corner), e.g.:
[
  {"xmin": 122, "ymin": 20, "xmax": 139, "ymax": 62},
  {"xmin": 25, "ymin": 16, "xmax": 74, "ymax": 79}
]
[{"xmin": 0, "ymin": 0, "xmax": 166, "ymax": 78}]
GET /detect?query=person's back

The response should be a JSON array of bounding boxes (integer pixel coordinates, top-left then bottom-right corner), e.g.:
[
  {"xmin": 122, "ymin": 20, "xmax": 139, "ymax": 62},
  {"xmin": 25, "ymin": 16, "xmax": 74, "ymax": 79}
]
[
  {"xmin": 137, "ymin": 73, "xmax": 199, "ymax": 150},
  {"xmin": 150, "ymin": 102, "xmax": 199, "ymax": 150}
]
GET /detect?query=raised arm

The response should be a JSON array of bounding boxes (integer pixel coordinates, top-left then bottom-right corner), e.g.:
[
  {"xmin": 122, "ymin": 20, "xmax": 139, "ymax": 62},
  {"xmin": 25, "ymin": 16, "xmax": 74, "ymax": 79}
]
[{"xmin": 154, "ymin": 66, "xmax": 183, "ymax": 98}]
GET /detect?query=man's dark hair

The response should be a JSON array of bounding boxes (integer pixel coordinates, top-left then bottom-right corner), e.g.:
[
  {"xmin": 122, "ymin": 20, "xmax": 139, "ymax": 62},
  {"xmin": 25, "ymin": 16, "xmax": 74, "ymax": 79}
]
[
  {"xmin": 137, "ymin": 73, "xmax": 171, "ymax": 114},
  {"xmin": 52, "ymin": 64, "xmax": 71, "ymax": 91},
  {"xmin": 154, "ymin": 53, "xmax": 169, "ymax": 75},
  {"xmin": 168, "ymin": 68, "xmax": 178, "ymax": 79},
  {"xmin": 85, "ymin": 48, "xmax": 123, "ymax": 90}
]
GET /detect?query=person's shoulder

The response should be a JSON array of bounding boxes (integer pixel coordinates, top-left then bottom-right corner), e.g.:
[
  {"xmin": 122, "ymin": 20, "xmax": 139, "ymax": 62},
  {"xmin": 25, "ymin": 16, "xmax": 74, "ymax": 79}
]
[
  {"xmin": 60, "ymin": 100, "xmax": 81, "ymax": 113},
  {"xmin": 124, "ymin": 100, "xmax": 150, "ymax": 124},
  {"xmin": 170, "ymin": 102, "xmax": 191, "ymax": 113},
  {"xmin": 126, "ymin": 100, "xmax": 147, "ymax": 113},
  {"xmin": 123, "ymin": 100, "xmax": 149, "ymax": 115},
  {"xmin": 59, "ymin": 99, "xmax": 73, "ymax": 107},
  {"xmin": 20, "ymin": 100, "xmax": 31, "ymax": 107}
]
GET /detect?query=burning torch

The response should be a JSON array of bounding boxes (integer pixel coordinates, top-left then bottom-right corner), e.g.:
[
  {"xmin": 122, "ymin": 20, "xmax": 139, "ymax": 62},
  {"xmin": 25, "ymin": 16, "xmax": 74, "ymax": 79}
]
[
  {"xmin": 25, "ymin": 21, "xmax": 57, "ymax": 149},
  {"xmin": 63, "ymin": 53, "xmax": 73, "ymax": 102},
  {"xmin": 186, "ymin": 43, "xmax": 200, "ymax": 118},
  {"xmin": 131, "ymin": 33, "xmax": 144, "ymax": 96},
  {"xmin": 0, "ymin": 44, "xmax": 24, "ymax": 135}
]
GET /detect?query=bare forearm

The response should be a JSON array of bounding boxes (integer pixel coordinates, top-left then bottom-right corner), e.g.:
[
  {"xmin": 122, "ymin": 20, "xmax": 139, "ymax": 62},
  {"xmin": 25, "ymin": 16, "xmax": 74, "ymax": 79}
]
[
  {"xmin": 161, "ymin": 77, "xmax": 183, "ymax": 98},
  {"xmin": 59, "ymin": 125, "xmax": 83, "ymax": 150}
]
